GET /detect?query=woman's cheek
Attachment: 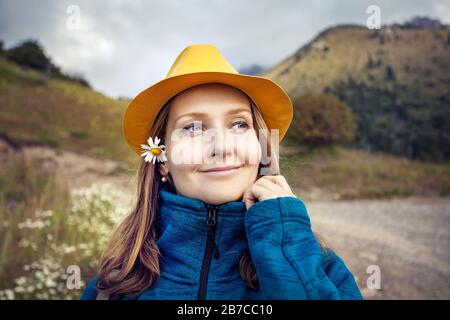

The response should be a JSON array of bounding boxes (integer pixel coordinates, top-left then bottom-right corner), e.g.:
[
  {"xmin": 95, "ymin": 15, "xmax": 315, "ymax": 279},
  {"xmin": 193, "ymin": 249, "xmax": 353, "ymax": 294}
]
[
  {"xmin": 168, "ymin": 137, "xmax": 204, "ymax": 165},
  {"xmin": 235, "ymin": 131, "xmax": 262, "ymax": 165}
]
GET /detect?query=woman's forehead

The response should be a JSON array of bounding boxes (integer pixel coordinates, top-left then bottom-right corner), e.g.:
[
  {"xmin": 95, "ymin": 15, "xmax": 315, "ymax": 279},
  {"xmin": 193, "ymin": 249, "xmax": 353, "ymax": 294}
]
[{"xmin": 169, "ymin": 84, "xmax": 252, "ymax": 119}]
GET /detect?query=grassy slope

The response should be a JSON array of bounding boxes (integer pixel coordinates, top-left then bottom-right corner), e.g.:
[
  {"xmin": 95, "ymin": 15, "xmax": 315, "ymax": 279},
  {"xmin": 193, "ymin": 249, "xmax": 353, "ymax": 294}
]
[
  {"xmin": 280, "ymin": 145, "xmax": 450, "ymax": 199},
  {"xmin": 0, "ymin": 56, "xmax": 138, "ymax": 167}
]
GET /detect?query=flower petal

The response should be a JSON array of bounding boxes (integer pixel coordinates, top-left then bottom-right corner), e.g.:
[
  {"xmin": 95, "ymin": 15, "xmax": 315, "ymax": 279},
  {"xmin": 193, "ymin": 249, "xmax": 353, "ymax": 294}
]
[{"xmin": 159, "ymin": 154, "xmax": 168, "ymax": 163}]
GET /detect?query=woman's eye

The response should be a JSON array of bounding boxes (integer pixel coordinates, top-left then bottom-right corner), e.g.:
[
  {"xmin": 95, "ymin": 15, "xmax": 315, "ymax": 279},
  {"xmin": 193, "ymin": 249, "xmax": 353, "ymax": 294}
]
[
  {"xmin": 183, "ymin": 121, "xmax": 203, "ymax": 133},
  {"xmin": 231, "ymin": 120, "xmax": 249, "ymax": 132},
  {"xmin": 182, "ymin": 120, "xmax": 249, "ymax": 134}
]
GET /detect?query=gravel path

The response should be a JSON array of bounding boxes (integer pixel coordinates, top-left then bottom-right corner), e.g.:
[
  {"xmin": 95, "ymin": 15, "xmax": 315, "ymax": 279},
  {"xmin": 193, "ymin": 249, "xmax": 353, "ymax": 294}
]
[{"xmin": 306, "ymin": 197, "xmax": 450, "ymax": 299}]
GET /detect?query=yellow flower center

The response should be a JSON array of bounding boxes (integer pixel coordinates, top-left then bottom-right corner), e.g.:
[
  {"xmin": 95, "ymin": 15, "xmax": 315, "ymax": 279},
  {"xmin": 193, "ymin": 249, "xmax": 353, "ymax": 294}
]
[{"xmin": 150, "ymin": 147, "xmax": 161, "ymax": 155}]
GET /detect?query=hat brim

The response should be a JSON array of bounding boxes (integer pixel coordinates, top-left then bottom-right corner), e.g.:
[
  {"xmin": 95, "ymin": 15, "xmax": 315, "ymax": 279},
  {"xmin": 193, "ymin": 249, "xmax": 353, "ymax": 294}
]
[{"xmin": 123, "ymin": 72, "xmax": 293, "ymax": 156}]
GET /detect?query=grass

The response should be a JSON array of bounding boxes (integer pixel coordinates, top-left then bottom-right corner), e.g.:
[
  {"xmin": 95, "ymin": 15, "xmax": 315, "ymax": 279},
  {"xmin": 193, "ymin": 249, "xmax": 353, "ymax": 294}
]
[
  {"xmin": 280, "ymin": 144, "xmax": 450, "ymax": 200},
  {"xmin": 0, "ymin": 56, "xmax": 137, "ymax": 167}
]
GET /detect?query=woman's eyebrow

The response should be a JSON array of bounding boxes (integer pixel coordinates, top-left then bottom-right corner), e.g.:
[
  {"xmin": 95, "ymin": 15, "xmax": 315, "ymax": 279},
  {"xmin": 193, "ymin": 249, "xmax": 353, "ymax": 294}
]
[
  {"xmin": 174, "ymin": 107, "xmax": 251, "ymax": 124},
  {"xmin": 174, "ymin": 112, "xmax": 206, "ymax": 124},
  {"xmin": 227, "ymin": 108, "xmax": 252, "ymax": 116}
]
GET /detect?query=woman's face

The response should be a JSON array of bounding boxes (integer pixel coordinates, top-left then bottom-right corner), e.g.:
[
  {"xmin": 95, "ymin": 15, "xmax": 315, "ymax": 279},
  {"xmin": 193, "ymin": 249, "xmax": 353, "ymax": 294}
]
[{"xmin": 161, "ymin": 83, "xmax": 262, "ymax": 205}]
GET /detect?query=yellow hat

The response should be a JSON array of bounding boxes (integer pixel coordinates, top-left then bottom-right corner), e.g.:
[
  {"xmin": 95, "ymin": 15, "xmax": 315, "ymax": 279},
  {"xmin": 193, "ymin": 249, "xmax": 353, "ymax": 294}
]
[{"xmin": 123, "ymin": 44, "xmax": 293, "ymax": 156}]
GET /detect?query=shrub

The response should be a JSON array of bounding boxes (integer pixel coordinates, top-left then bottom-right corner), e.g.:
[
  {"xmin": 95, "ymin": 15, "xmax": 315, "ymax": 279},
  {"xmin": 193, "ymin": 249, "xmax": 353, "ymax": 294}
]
[{"xmin": 287, "ymin": 94, "xmax": 356, "ymax": 146}]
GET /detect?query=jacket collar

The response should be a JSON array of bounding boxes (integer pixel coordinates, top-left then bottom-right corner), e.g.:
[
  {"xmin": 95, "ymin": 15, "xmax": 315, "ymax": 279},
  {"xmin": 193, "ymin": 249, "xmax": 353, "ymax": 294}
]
[
  {"xmin": 156, "ymin": 186, "xmax": 248, "ymax": 283},
  {"xmin": 159, "ymin": 186, "xmax": 248, "ymax": 215}
]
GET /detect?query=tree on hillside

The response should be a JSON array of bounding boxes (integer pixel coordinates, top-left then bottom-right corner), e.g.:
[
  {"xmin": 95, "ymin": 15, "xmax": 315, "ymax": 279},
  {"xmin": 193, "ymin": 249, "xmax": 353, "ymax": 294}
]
[
  {"xmin": 5, "ymin": 39, "xmax": 61, "ymax": 75},
  {"xmin": 4, "ymin": 39, "xmax": 91, "ymax": 88},
  {"xmin": 332, "ymin": 78, "xmax": 450, "ymax": 162},
  {"xmin": 287, "ymin": 94, "xmax": 356, "ymax": 146}
]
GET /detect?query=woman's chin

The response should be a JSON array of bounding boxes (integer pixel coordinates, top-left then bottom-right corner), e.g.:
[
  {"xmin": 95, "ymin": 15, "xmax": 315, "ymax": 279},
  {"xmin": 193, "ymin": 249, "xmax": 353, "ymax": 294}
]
[{"xmin": 199, "ymin": 189, "xmax": 244, "ymax": 205}]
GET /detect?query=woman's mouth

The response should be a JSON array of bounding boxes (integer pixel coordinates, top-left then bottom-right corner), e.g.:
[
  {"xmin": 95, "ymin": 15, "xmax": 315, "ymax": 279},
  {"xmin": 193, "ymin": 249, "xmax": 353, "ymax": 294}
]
[{"xmin": 199, "ymin": 165, "xmax": 241, "ymax": 177}]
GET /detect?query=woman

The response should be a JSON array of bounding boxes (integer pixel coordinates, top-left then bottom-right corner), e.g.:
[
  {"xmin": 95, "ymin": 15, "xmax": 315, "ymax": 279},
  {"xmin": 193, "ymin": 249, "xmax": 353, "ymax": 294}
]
[{"xmin": 80, "ymin": 44, "xmax": 363, "ymax": 300}]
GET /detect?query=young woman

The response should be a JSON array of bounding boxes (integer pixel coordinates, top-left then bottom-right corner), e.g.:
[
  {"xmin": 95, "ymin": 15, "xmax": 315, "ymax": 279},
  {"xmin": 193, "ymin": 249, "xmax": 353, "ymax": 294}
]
[{"xmin": 80, "ymin": 44, "xmax": 363, "ymax": 300}]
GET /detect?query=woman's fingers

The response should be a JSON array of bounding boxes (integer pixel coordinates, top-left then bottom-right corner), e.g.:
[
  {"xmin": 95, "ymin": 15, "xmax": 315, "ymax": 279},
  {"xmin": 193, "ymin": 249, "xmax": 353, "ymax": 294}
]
[
  {"xmin": 243, "ymin": 183, "xmax": 276, "ymax": 210},
  {"xmin": 243, "ymin": 176, "xmax": 295, "ymax": 209},
  {"xmin": 254, "ymin": 176, "xmax": 282, "ymax": 193},
  {"xmin": 243, "ymin": 184, "xmax": 267, "ymax": 210},
  {"xmin": 261, "ymin": 175, "xmax": 289, "ymax": 190},
  {"xmin": 243, "ymin": 175, "xmax": 296, "ymax": 210},
  {"xmin": 261, "ymin": 175, "xmax": 295, "ymax": 196}
]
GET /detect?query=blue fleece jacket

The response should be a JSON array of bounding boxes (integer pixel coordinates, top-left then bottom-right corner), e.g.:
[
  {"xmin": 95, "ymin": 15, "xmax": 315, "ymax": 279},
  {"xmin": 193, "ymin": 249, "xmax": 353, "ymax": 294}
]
[{"xmin": 80, "ymin": 187, "xmax": 363, "ymax": 300}]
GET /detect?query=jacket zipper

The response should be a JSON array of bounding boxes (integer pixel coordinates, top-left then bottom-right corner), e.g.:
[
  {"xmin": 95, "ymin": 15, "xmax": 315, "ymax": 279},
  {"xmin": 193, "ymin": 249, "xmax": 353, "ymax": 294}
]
[{"xmin": 197, "ymin": 204, "xmax": 220, "ymax": 300}]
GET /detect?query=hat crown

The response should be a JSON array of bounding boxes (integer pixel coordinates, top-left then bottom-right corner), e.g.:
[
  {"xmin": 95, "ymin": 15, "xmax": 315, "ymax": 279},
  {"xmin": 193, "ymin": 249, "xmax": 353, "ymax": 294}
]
[{"xmin": 165, "ymin": 44, "xmax": 238, "ymax": 78}]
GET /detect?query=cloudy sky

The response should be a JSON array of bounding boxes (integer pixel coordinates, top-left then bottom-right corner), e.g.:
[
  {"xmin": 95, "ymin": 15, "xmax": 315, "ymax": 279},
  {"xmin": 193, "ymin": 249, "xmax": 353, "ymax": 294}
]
[{"xmin": 1, "ymin": 0, "xmax": 449, "ymax": 98}]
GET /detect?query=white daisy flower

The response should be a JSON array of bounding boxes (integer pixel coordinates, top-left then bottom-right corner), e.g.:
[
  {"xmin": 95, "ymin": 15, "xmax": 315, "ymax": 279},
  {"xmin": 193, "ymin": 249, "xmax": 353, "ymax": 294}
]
[{"xmin": 140, "ymin": 136, "xmax": 168, "ymax": 164}]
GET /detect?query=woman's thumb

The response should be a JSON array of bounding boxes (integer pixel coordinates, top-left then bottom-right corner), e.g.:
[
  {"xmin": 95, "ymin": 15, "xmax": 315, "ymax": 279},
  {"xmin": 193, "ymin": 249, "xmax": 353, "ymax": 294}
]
[{"xmin": 242, "ymin": 188, "xmax": 256, "ymax": 210}]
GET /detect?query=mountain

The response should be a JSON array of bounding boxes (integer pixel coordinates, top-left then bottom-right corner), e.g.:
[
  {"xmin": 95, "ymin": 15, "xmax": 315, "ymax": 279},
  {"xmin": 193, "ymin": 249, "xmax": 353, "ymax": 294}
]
[
  {"xmin": 263, "ymin": 21, "xmax": 450, "ymax": 162},
  {"xmin": 263, "ymin": 23, "xmax": 450, "ymax": 98},
  {"xmin": 238, "ymin": 64, "xmax": 265, "ymax": 75}
]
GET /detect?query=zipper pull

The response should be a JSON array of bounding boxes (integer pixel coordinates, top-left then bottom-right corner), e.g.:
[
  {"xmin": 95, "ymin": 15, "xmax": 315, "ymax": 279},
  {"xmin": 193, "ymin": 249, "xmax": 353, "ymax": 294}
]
[
  {"xmin": 206, "ymin": 205, "xmax": 218, "ymax": 227},
  {"xmin": 206, "ymin": 204, "xmax": 220, "ymax": 259}
]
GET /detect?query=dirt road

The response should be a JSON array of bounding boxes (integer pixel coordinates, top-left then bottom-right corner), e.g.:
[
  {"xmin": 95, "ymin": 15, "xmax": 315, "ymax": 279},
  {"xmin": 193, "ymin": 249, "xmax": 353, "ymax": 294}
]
[{"xmin": 307, "ymin": 197, "xmax": 450, "ymax": 299}]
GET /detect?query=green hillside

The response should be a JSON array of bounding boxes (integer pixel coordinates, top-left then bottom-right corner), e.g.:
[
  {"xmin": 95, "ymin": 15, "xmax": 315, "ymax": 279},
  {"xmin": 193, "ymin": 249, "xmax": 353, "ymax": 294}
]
[
  {"xmin": 0, "ymin": 56, "xmax": 136, "ymax": 166},
  {"xmin": 280, "ymin": 145, "xmax": 450, "ymax": 200}
]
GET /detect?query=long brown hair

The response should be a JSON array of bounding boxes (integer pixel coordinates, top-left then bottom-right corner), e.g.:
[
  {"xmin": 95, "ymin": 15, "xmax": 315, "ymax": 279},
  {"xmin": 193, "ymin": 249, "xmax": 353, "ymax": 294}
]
[{"xmin": 96, "ymin": 86, "xmax": 325, "ymax": 296}]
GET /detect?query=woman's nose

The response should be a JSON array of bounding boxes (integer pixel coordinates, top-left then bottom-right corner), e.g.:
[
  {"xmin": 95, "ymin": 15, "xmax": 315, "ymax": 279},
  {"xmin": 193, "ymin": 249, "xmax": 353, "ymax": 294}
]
[{"xmin": 206, "ymin": 128, "xmax": 235, "ymax": 161}]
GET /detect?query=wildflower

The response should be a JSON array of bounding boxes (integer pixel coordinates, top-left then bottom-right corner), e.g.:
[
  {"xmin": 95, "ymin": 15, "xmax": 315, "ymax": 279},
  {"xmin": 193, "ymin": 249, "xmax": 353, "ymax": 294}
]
[{"xmin": 140, "ymin": 136, "xmax": 168, "ymax": 164}]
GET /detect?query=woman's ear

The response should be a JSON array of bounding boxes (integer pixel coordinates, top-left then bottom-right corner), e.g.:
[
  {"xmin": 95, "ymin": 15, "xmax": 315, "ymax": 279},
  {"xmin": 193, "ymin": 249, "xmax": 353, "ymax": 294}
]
[{"xmin": 159, "ymin": 162, "xmax": 169, "ymax": 177}]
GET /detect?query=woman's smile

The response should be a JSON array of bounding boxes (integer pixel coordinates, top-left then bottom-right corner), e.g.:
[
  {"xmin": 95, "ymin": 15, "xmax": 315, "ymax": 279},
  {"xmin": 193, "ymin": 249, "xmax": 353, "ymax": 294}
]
[{"xmin": 199, "ymin": 165, "xmax": 242, "ymax": 177}]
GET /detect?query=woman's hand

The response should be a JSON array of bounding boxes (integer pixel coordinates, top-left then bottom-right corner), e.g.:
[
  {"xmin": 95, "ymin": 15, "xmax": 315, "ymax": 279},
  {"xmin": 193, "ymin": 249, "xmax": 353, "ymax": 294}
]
[{"xmin": 243, "ymin": 175, "xmax": 297, "ymax": 210}]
